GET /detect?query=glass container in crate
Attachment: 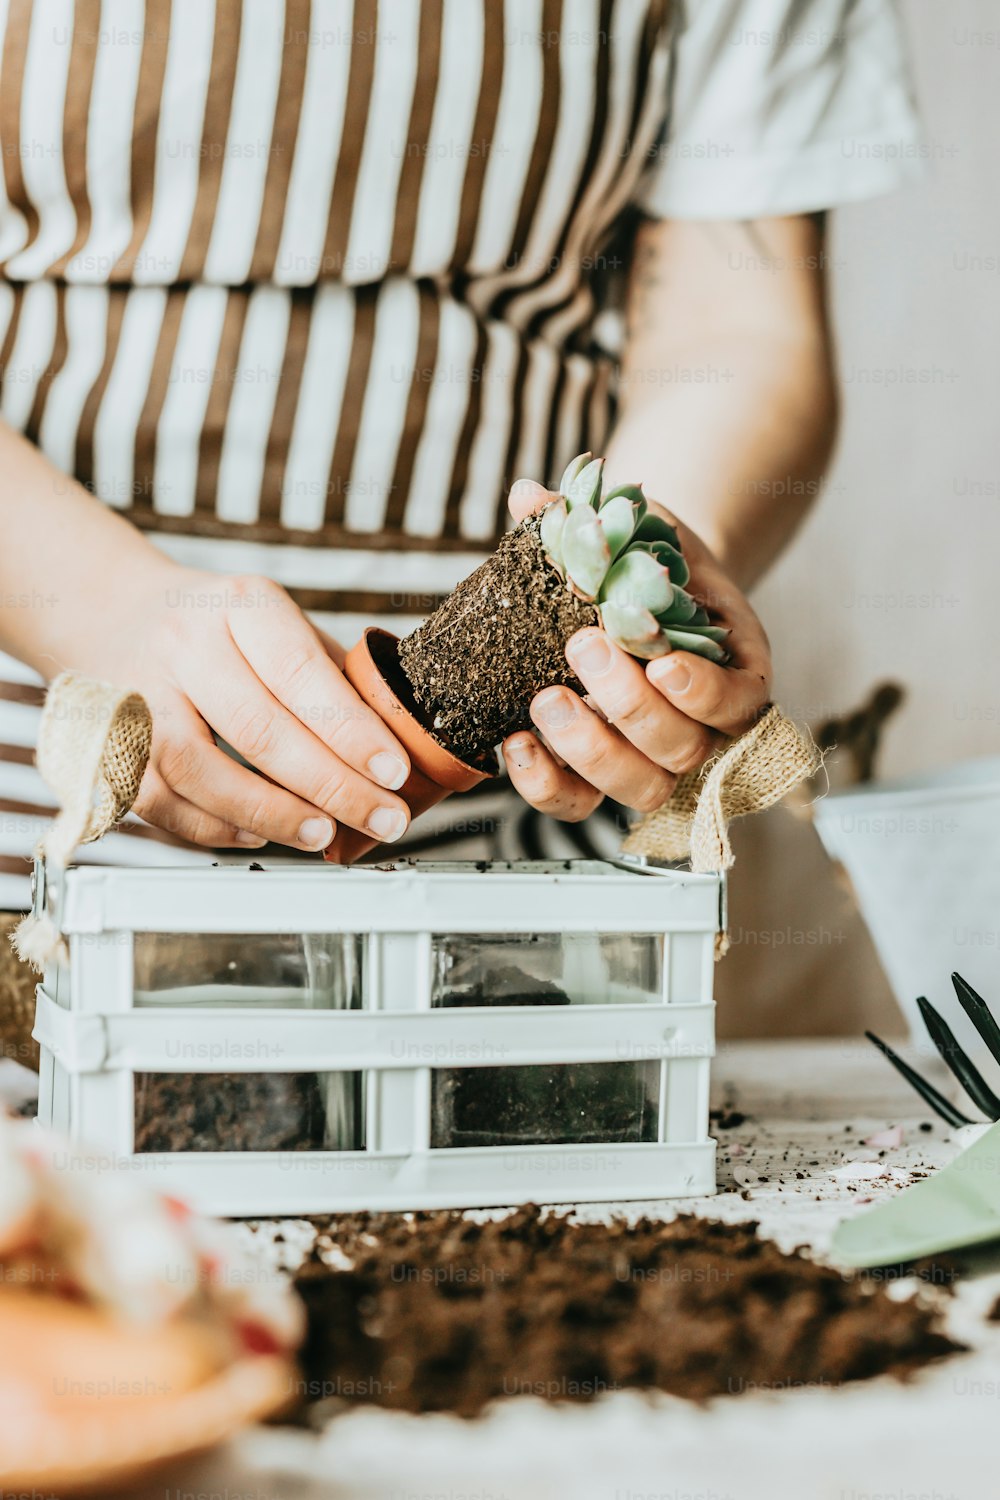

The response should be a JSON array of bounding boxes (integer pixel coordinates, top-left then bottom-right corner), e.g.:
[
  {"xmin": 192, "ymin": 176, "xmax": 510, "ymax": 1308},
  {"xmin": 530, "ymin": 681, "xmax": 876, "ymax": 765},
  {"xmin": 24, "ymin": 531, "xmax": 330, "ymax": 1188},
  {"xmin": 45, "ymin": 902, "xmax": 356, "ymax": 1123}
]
[
  {"xmin": 430, "ymin": 931, "xmax": 664, "ymax": 1148},
  {"xmin": 31, "ymin": 858, "xmax": 724, "ymax": 1216},
  {"xmin": 131, "ymin": 930, "xmax": 365, "ymax": 1153}
]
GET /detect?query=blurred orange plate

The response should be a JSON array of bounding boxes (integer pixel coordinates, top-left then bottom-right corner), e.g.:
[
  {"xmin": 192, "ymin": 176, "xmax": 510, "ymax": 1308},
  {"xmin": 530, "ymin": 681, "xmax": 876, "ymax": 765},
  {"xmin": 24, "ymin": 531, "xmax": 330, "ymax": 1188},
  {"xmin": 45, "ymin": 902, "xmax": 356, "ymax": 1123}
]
[{"xmin": 0, "ymin": 1353, "xmax": 296, "ymax": 1496}]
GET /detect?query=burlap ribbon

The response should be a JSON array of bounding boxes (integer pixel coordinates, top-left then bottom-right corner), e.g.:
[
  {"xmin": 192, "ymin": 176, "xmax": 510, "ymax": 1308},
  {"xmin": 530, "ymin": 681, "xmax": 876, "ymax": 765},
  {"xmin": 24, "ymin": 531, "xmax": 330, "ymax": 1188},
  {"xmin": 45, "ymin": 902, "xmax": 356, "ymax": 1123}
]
[
  {"xmin": 12, "ymin": 672, "xmax": 152, "ymax": 970},
  {"xmin": 622, "ymin": 704, "xmax": 819, "ymax": 955}
]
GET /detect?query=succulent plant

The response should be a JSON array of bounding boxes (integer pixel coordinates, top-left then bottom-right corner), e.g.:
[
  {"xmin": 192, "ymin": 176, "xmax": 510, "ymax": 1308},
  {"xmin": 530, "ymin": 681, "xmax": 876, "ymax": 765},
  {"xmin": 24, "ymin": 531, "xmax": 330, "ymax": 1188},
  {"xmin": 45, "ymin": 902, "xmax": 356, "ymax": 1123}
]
[{"xmin": 539, "ymin": 453, "xmax": 731, "ymax": 664}]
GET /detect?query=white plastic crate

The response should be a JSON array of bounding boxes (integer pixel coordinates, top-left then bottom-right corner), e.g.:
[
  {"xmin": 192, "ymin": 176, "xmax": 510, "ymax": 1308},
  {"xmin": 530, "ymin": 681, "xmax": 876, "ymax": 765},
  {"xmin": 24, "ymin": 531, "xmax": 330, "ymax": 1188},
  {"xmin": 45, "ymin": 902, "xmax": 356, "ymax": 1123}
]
[{"xmin": 32, "ymin": 856, "xmax": 723, "ymax": 1216}]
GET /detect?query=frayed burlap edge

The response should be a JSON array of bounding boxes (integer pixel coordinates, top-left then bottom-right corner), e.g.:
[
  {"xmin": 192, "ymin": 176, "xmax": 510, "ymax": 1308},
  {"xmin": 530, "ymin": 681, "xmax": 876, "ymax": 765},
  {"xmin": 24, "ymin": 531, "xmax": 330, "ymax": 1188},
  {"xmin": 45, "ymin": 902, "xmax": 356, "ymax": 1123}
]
[
  {"xmin": 33, "ymin": 671, "xmax": 152, "ymax": 865},
  {"xmin": 11, "ymin": 673, "xmax": 151, "ymax": 978},
  {"xmin": 622, "ymin": 705, "xmax": 820, "ymax": 956}
]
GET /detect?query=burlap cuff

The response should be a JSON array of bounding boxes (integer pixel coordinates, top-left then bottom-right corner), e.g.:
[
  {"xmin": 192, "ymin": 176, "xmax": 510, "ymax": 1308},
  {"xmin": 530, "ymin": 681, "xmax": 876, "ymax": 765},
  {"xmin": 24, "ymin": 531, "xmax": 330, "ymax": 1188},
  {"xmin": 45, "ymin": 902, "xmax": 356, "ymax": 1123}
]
[
  {"xmin": 12, "ymin": 672, "xmax": 151, "ymax": 971},
  {"xmin": 623, "ymin": 705, "xmax": 819, "ymax": 954}
]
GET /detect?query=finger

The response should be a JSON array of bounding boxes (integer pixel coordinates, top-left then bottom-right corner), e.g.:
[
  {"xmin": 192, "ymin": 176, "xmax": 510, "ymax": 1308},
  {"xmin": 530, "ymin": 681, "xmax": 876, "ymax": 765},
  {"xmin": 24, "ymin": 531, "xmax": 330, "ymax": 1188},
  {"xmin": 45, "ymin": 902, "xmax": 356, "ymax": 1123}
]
[
  {"xmin": 646, "ymin": 649, "xmax": 770, "ymax": 737},
  {"xmin": 226, "ymin": 581, "xmax": 409, "ymax": 791},
  {"xmin": 503, "ymin": 733, "xmax": 604, "ymax": 822},
  {"xmin": 133, "ymin": 767, "xmax": 267, "ymax": 851},
  {"xmin": 529, "ymin": 688, "xmax": 675, "ymax": 813},
  {"xmin": 565, "ymin": 628, "xmax": 717, "ymax": 775},
  {"xmin": 631, "ymin": 507, "xmax": 770, "ymax": 735},
  {"xmin": 508, "ymin": 478, "xmax": 561, "ymax": 523},
  {"xmin": 676, "ymin": 528, "xmax": 772, "ymax": 684},
  {"xmin": 309, "ymin": 623, "xmax": 347, "ymax": 670},
  {"xmin": 152, "ymin": 711, "xmax": 339, "ymax": 851},
  {"xmin": 181, "ymin": 648, "xmax": 410, "ymax": 843},
  {"xmin": 637, "ymin": 498, "xmax": 772, "ymax": 682}
]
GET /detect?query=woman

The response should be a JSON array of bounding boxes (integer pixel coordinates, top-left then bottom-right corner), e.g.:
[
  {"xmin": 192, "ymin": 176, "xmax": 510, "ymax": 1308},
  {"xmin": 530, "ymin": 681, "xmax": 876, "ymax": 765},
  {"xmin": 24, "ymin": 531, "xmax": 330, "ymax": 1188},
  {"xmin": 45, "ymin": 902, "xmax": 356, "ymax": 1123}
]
[{"xmin": 0, "ymin": 0, "xmax": 919, "ymax": 907}]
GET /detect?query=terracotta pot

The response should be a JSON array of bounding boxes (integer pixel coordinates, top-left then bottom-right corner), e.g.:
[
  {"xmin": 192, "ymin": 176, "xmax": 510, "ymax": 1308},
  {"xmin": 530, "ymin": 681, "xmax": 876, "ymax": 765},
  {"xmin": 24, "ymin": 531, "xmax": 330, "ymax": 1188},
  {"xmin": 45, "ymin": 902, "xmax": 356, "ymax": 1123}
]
[{"xmin": 323, "ymin": 628, "xmax": 491, "ymax": 864}]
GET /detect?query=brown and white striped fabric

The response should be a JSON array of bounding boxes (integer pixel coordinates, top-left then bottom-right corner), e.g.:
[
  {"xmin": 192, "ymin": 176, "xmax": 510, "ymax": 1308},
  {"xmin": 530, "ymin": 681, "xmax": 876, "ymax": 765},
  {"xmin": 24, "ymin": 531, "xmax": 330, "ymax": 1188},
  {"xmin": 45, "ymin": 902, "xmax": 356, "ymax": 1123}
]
[
  {"xmin": 0, "ymin": 0, "xmax": 673, "ymax": 606},
  {"xmin": 0, "ymin": 0, "xmax": 921, "ymax": 905},
  {"xmin": 0, "ymin": 0, "xmax": 676, "ymax": 902}
]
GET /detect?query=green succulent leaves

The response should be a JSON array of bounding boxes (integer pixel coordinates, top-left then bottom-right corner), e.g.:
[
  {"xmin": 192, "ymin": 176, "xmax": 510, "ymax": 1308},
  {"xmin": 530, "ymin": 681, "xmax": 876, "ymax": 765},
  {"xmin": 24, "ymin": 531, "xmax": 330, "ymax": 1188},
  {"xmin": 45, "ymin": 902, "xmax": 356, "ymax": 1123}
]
[
  {"xmin": 560, "ymin": 505, "xmax": 611, "ymax": 599},
  {"xmin": 540, "ymin": 452, "xmax": 731, "ymax": 664},
  {"xmin": 560, "ymin": 453, "xmax": 605, "ymax": 512},
  {"xmin": 598, "ymin": 602, "xmax": 662, "ymax": 658},
  {"xmin": 603, "ymin": 550, "xmax": 674, "ymax": 618}
]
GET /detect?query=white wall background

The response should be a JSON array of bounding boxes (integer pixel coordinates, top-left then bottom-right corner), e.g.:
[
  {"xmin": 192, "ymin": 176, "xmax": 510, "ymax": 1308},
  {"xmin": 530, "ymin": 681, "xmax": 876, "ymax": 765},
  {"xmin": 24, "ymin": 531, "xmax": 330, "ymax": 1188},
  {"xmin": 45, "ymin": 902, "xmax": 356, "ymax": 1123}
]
[
  {"xmin": 755, "ymin": 0, "xmax": 1000, "ymax": 775},
  {"xmin": 715, "ymin": 1, "xmax": 999, "ymax": 1038}
]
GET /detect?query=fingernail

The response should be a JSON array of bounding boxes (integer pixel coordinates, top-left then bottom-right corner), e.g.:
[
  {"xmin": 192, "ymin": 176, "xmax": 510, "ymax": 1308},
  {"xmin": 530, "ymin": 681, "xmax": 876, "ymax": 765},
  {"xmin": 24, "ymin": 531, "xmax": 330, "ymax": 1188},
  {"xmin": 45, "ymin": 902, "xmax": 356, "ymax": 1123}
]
[
  {"xmin": 534, "ymin": 691, "xmax": 577, "ymax": 731},
  {"xmin": 368, "ymin": 751, "xmax": 408, "ymax": 791},
  {"xmin": 368, "ymin": 806, "xmax": 408, "ymax": 843},
  {"xmin": 649, "ymin": 655, "xmax": 692, "ymax": 694},
  {"xmin": 297, "ymin": 816, "xmax": 335, "ymax": 850},
  {"xmin": 507, "ymin": 735, "xmax": 536, "ymax": 771},
  {"xmin": 235, "ymin": 829, "xmax": 267, "ymax": 847},
  {"xmin": 568, "ymin": 631, "xmax": 613, "ymax": 677}
]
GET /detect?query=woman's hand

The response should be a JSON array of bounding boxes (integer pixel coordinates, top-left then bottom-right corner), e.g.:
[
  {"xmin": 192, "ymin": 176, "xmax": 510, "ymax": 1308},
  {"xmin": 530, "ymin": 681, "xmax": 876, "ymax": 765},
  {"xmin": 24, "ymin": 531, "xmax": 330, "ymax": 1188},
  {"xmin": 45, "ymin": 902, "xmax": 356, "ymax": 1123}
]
[
  {"xmin": 501, "ymin": 479, "xmax": 772, "ymax": 821},
  {"xmin": 0, "ymin": 427, "xmax": 413, "ymax": 853},
  {"xmin": 84, "ymin": 559, "xmax": 413, "ymax": 852}
]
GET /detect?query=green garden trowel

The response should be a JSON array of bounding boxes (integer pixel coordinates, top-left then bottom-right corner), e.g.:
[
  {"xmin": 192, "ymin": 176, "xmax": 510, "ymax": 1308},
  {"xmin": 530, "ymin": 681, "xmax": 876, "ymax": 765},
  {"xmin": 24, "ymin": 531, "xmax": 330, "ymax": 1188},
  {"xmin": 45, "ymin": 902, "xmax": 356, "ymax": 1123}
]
[
  {"xmin": 833, "ymin": 1119, "xmax": 1000, "ymax": 1267},
  {"xmin": 833, "ymin": 973, "xmax": 1000, "ymax": 1268}
]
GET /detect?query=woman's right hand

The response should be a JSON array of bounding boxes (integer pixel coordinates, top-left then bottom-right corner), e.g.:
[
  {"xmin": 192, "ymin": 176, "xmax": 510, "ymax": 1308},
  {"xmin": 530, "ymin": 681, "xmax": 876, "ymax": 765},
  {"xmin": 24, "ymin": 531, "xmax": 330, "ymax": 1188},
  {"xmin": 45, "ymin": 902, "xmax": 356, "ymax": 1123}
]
[{"xmin": 84, "ymin": 558, "xmax": 412, "ymax": 853}]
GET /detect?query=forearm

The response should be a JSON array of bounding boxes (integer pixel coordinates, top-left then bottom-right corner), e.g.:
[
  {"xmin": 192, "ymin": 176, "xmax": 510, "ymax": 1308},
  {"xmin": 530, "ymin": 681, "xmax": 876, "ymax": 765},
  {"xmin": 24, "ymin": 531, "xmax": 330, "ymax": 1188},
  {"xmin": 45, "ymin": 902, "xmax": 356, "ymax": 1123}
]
[
  {"xmin": 610, "ymin": 214, "xmax": 839, "ymax": 591},
  {"xmin": 605, "ymin": 330, "xmax": 838, "ymax": 590},
  {"xmin": 0, "ymin": 422, "xmax": 174, "ymax": 678},
  {"xmin": 0, "ymin": 421, "xmax": 415, "ymax": 852}
]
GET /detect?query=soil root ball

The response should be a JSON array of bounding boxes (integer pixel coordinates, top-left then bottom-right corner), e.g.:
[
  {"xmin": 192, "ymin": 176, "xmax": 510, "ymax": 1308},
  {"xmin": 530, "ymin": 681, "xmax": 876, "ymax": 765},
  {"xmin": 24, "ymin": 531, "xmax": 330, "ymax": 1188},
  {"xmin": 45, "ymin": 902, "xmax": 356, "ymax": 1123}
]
[{"xmin": 398, "ymin": 517, "xmax": 598, "ymax": 764}]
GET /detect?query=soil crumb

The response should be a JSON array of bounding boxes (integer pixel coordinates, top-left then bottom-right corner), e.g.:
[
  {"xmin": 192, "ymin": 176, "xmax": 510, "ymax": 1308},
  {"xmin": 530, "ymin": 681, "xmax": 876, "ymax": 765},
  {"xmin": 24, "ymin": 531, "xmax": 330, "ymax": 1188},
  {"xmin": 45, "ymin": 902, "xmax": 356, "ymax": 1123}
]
[
  {"xmin": 398, "ymin": 515, "xmax": 597, "ymax": 763},
  {"xmin": 291, "ymin": 1205, "xmax": 962, "ymax": 1418}
]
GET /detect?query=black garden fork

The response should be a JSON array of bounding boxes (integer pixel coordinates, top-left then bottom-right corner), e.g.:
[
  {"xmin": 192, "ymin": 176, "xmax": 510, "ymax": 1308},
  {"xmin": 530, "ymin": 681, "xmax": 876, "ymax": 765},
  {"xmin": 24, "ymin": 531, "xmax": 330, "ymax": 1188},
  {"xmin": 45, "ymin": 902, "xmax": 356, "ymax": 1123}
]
[{"xmin": 867, "ymin": 972, "xmax": 1000, "ymax": 1127}]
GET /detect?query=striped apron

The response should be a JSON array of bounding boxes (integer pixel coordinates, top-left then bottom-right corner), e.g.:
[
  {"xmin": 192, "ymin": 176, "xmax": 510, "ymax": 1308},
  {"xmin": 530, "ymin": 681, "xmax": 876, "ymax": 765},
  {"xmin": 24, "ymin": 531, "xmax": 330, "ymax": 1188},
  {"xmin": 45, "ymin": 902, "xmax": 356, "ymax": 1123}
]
[{"xmin": 0, "ymin": 0, "xmax": 673, "ymax": 906}]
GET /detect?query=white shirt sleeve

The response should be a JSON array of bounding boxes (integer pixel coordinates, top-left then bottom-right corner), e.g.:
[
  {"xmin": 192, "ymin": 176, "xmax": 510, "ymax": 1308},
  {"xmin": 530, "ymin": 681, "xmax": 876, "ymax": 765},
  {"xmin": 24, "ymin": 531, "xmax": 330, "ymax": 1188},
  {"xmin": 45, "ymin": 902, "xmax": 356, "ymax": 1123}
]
[{"xmin": 637, "ymin": 0, "xmax": 923, "ymax": 220}]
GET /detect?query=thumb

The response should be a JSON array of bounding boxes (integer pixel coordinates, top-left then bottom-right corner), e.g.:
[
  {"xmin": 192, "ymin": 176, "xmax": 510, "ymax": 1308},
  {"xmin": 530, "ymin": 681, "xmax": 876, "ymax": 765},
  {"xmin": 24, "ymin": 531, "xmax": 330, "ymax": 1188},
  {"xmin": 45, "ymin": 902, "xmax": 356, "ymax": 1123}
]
[{"xmin": 508, "ymin": 477, "xmax": 561, "ymax": 523}]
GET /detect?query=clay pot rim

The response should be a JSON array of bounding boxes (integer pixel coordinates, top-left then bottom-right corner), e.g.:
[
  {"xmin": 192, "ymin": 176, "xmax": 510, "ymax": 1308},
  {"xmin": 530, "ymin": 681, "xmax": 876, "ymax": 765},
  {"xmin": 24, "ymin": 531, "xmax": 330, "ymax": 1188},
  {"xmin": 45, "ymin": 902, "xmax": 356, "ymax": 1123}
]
[{"xmin": 345, "ymin": 628, "xmax": 495, "ymax": 793}]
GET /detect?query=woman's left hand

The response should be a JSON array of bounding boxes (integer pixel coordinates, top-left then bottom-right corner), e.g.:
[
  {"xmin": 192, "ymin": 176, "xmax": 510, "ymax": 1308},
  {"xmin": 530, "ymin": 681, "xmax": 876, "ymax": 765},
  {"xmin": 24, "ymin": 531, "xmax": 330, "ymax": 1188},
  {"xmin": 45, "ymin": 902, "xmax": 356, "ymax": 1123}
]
[{"xmin": 501, "ymin": 479, "xmax": 773, "ymax": 821}]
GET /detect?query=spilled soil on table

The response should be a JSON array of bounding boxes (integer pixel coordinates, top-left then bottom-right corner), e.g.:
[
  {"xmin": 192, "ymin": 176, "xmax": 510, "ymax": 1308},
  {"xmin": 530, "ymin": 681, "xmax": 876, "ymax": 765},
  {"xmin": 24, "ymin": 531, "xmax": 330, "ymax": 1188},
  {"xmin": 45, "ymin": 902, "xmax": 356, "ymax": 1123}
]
[{"xmin": 290, "ymin": 1206, "xmax": 962, "ymax": 1418}]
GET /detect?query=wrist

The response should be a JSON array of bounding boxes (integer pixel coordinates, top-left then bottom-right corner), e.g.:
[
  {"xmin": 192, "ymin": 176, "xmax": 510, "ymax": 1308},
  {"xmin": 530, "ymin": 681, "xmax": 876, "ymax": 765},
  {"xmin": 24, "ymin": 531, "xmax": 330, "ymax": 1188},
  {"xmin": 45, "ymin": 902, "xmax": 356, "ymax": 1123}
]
[{"xmin": 38, "ymin": 541, "xmax": 183, "ymax": 685}]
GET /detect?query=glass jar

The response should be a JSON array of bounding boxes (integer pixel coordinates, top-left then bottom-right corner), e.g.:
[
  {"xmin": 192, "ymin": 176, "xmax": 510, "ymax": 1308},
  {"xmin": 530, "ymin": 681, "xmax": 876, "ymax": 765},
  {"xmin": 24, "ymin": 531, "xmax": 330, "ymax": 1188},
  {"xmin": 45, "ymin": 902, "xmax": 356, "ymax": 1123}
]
[
  {"xmin": 430, "ymin": 931, "xmax": 664, "ymax": 1148},
  {"xmin": 132, "ymin": 931, "xmax": 365, "ymax": 1153}
]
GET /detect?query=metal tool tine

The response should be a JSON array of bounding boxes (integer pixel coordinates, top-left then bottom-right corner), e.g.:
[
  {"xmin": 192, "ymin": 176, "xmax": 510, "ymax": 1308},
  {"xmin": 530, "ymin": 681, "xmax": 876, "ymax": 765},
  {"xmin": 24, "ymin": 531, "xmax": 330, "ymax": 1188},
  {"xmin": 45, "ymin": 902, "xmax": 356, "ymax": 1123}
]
[
  {"xmin": 951, "ymin": 972, "xmax": 1000, "ymax": 1066},
  {"xmin": 916, "ymin": 996, "xmax": 1000, "ymax": 1121},
  {"xmin": 865, "ymin": 1030, "xmax": 973, "ymax": 1128}
]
